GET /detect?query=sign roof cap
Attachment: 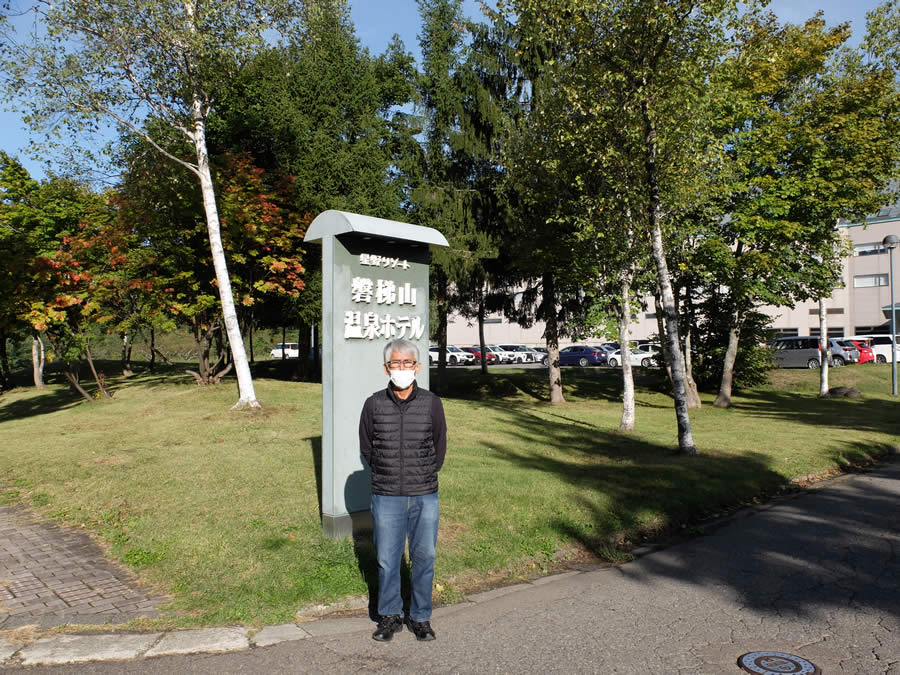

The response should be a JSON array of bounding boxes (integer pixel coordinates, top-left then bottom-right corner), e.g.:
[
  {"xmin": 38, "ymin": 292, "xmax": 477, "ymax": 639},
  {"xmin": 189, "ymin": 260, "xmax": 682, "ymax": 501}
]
[{"xmin": 305, "ymin": 210, "xmax": 449, "ymax": 247}]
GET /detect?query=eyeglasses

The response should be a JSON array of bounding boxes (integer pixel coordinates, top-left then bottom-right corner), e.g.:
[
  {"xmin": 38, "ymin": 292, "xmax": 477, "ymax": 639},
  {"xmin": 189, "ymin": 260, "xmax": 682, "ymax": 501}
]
[{"xmin": 386, "ymin": 359, "xmax": 417, "ymax": 369}]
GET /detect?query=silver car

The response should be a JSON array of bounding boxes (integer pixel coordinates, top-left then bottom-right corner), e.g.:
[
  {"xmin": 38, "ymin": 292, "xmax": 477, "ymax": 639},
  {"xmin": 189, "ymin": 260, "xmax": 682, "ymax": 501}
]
[
  {"xmin": 770, "ymin": 336, "xmax": 829, "ymax": 369},
  {"xmin": 828, "ymin": 339, "xmax": 860, "ymax": 366}
]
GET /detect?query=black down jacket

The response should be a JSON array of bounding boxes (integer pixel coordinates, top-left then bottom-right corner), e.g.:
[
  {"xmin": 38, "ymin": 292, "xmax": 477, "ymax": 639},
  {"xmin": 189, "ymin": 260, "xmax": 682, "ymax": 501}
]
[{"xmin": 359, "ymin": 383, "xmax": 447, "ymax": 496}]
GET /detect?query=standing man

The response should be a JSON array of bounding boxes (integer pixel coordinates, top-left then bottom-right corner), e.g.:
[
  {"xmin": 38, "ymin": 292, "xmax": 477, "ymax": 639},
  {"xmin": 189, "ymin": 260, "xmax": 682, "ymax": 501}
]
[{"xmin": 359, "ymin": 338, "xmax": 446, "ymax": 642}]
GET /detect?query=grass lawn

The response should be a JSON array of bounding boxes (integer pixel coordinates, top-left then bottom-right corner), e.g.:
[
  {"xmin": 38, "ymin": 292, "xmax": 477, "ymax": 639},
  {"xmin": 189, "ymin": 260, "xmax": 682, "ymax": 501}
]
[{"xmin": 0, "ymin": 361, "xmax": 897, "ymax": 628}]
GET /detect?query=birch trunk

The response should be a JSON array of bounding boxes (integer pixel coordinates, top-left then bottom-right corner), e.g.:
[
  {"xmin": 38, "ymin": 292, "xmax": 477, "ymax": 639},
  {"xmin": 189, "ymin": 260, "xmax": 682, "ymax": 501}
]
[
  {"xmin": 654, "ymin": 293, "xmax": 673, "ymax": 384},
  {"xmin": 681, "ymin": 289, "xmax": 701, "ymax": 409},
  {"xmin": 818, "ymin": 299, "xmax": 829, "ymax": 397},
  {"xmin": 191, "ymin": 107, "xmax": 259, "ymax": 408},
  {"xmin": 643, "ymin": 103, "xmax": 696, "ymax": 454},
  {"xmin": 617, "ymin": 276, "xmax": 635, "ymax": 431},
  {"xmin": 714, "ymin": 308, "xmax": 742, "ymax": 408},
  {"xmin": 543, "ymin": 272, "xmax": 565, "ymax": 404},
  {"xmin": 32, "ymin": 333, "xmax": 45, "ymax": 389},
  {"xmin": 120, "ymin": 333, "xmax": 133, "ymax": 377}
]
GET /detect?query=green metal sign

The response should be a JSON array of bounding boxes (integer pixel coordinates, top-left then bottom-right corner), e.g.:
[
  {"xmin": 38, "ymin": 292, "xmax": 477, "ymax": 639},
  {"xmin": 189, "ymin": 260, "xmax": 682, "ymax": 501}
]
[{"xmin": 305, "ymin": 211, "xmax": 448, "ymax": 538}]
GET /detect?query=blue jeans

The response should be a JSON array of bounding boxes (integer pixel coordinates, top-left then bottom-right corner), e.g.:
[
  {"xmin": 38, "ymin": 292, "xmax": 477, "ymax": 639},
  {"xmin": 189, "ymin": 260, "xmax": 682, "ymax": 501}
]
[{"xmin": 371, "ymin": 492, "xmax": 439, "ymax": 622}]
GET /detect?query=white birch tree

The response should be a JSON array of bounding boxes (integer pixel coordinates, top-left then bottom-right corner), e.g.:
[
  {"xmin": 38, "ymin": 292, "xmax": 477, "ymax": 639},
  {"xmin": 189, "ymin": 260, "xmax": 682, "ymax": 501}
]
[{"xmin": 1, "ymin": 0, "xmax": 306, "ymax": 409}]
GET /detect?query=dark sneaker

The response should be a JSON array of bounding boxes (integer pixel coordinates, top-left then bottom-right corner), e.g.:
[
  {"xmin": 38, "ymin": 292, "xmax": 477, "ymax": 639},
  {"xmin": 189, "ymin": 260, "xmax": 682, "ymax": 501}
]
[
  {"xmin": 405, "ymin": 617, "xmax": 436, "ymax": 641},
  {"xmin": 372, "ymin": 614, "xmax": 403, "ymax": 642}
]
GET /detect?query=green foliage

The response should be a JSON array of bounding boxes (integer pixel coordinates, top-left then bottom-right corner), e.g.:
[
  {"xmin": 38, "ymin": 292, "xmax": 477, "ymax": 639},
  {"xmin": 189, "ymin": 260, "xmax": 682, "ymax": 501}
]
[
  {"xmin": 691, "ymin": 298, "xmax": 776, "ymax": 391},
  {"xmin": 211, "ymin": 1, "xmax": 415, "ymax": 219},
  {"xmin": 717, "ymin": 11, "xmax": 900, "ymax": 305},
  {"xmin": 0, "ymin": 152, "xmax": 119, "ymax": 387},
  {"xmin": 115, "ymin": 142, "xmax": 308, "ymax": 379}
]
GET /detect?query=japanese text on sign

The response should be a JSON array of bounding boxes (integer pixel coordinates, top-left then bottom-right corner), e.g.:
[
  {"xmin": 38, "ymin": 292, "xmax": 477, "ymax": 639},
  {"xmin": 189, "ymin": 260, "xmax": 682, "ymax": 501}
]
[
  {"xmin": 351, "ymin": 278, "xmax": 417, "ymax": 306},
  {"xmin": 359, "ymin": 254, "xmax": 410, "ymax": 269},
  {"xmin": 344, "ymin": 312, "xmax": 425, "ymax": 340},
  {"xmin": 345, "ymin": 260, "xmax": 422, "ymax": 339}
]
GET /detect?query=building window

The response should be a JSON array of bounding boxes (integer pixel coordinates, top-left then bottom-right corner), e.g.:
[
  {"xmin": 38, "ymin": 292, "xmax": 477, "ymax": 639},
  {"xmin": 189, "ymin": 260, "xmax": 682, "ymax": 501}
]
[
  {"xmin": 855, "ymin": 325, "xmax": 881, "ymax": 335},
  {"xmin": 853, "ymin": 274, "xmax": 889, "ymax": 288},
  {"xmin": 808, "ymin": 308, "xmax": 845, "ymax": 315},
  {"xmin": 810, "ymin": 327, "xmax": 845, "ymax": 337},
  {"xmin": 483, "ymin": 318, "xmax": 502, "ymax": 324},
  {"xmin": 854, "ymin": 242, "xmax": 886, "ymax": 256},
  {"xmin": 773, "ymin": 328, "xmax": 799, "ymax": 338},
  {"xmin": 645, "ymin": 312, "xmax": 657, "ymax": 319}
]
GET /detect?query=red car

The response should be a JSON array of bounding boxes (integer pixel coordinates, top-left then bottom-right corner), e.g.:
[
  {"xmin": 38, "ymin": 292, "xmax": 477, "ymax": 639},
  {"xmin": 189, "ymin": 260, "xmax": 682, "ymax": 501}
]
[
  {"xmin": 462, "ymin": 346, "xmax": 498, "ymax": 364},
  {"xmin": 850, "ymin": 339, "xmax": 875, "ymax": 364}
]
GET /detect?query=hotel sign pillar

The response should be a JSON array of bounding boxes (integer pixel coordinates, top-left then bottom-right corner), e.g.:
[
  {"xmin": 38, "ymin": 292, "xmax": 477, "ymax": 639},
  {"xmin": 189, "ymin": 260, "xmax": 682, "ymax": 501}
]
[{"xmin": 305, "ymin": 210, "xmax": 448, "ymax": 538}]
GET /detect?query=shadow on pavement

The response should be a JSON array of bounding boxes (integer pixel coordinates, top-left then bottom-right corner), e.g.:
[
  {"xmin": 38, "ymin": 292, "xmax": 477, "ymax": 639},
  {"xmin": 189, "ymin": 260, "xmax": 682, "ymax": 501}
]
[{"xmin": 613, "ymin": 456, "xmax": 900, "ymax": 619}]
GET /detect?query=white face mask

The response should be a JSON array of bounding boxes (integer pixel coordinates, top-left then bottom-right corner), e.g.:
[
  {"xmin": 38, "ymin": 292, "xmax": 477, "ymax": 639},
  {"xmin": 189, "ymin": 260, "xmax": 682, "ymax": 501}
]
[{"xmin": 389, "ymin": 369, "xmax": 416, "ymax": 390}]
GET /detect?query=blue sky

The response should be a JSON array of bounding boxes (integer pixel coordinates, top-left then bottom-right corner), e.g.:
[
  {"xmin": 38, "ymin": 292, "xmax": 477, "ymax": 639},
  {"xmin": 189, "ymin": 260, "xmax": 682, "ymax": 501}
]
[{"xmin": 0, "ymin": 0, "xmax": 883, "ymax": 180}]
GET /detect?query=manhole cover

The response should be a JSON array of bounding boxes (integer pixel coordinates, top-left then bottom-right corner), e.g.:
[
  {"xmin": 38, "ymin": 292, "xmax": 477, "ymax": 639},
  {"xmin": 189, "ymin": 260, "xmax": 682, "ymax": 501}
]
[{"xmin": 738, "ymin": 651, "xmax": 821, "ymax": 675}]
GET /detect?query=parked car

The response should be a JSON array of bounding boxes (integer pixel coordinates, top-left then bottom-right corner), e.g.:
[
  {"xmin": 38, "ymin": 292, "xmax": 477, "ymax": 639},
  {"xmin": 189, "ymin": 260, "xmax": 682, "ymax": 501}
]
[
  {"xmin": 489, "ymin": 345, "xmax": 518, "ymax": 363},
  {"xmin": 607, "ymin": 346, "xmax": 659, "ymax": 368},
  {"xmin": 828, "ymin": 339, "xmax": 860, "ymax": 366},
  {"xmin": 462, "ymin": 346, "xmax": 498, "ymax": 364},
  {"xmin": 558, "ymin": 345, "xmax": 608, "ymax": 367},
  {"xmin": 428, "ymin": 345, "xmax": 475, "ymax": 366},
  {"xmin": 846, "ymin": 334, "xmax": 900, "ymax": 364},
  {"xmin": 770, "ymin": 336, "xmax": 831, "ymax": 369},
  {"xmin": 270, "ymin": 343, "xmax": 300, "ymax": 359},
  {"xmin": 635, "ymin": 342, "xmax": 661, "ymax": 355},
  {"xmin": 523, "ymin": 346, "xmax": 543, "ymax": 362},
  {"xmin": 849, "ymin": 339, "xmax": 875, "ymax": 364},
  {"xmin": 449, "ymin": 345, "xmax": 475, "ymax": 365},
  {"xmin": 498, "ymin": 344, "xmax": 539, "ymax": 363}
]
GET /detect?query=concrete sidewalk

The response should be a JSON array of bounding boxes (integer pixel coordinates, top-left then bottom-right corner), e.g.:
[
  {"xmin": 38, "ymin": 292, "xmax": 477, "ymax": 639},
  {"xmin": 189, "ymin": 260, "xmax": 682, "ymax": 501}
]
[{"xmin": 1, "ymin": 456, "xmax": 898, "ymax": 672}]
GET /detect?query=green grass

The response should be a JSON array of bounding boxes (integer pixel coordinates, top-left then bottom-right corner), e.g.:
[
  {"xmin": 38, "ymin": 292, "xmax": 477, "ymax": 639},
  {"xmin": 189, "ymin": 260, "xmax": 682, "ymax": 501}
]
[{"xmin": 0, "ymin": 361, "xmax": 897, "ymax": 627}]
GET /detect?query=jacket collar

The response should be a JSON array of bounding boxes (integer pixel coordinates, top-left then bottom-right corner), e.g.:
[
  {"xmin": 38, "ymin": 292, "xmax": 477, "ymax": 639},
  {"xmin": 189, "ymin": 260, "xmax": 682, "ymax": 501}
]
[{"xmin": 387, "ymin": 380, "xmax": 419, "ymax": 404}]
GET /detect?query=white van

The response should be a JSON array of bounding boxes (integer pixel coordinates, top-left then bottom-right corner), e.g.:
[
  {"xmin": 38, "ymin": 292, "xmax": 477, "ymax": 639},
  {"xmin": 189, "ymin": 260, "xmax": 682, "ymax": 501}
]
[
  {"xmin": 845, "ymin": 334, "xmax": 900, "ymax": 364},
  {"xmin": 270, "ymin": 343, "xmax": 300, "ymax": 359}
]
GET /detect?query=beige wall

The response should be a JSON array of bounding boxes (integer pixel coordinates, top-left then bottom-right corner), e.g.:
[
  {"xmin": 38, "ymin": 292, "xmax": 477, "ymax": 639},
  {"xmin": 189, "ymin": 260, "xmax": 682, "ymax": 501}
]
[{"xmin": 764, "ymin": 218, "xmax": 899, "ymax": 336}]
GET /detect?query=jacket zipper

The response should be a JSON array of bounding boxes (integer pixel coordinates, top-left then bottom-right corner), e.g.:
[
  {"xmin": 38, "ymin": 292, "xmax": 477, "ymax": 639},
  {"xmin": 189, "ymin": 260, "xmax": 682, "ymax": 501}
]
[{"xmin": 399, "ymin": 403, "xmax": 405, "ymax": 495}]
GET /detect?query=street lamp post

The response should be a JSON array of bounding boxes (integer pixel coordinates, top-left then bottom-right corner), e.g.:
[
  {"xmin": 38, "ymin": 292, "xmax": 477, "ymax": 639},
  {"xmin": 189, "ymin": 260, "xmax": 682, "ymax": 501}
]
[{"xmin": 883, "ymin": 234, "xmax": 900, "ymax": 397}]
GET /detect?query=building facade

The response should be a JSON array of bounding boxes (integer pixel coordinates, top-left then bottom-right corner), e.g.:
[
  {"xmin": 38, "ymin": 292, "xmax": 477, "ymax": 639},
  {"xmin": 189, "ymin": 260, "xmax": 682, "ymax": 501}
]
[{"xmin": 446, "ymin": 204, "xmax": 900, "ymax": 348}]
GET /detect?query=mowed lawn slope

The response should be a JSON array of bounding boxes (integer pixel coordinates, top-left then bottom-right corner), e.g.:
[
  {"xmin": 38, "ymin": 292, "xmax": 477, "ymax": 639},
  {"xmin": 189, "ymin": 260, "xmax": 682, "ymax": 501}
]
[{"xmin": 0, "ymin": 363, "xmax": 897, "ymax": 627}]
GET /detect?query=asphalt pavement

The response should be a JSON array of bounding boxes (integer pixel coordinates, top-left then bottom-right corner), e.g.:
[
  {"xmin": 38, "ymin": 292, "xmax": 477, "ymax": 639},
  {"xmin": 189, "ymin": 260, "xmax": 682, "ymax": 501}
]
[{"xmin": 2, "ymin": 454, "xmax": 898, "ymax": 673}]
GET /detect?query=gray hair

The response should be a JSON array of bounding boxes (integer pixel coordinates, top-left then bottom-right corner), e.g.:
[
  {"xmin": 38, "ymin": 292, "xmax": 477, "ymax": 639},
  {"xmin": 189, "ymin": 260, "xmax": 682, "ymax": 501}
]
[{"xmin": 383, "ymin": 338, "xmax": 419, "ymax": 364}]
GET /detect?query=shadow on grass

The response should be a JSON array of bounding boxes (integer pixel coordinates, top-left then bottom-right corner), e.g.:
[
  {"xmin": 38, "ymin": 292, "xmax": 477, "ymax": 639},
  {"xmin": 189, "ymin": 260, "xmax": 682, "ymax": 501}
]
[
  {"xmin": 311, "ymin": 436, "xmax": 323, "ymax": 520},
  {"xmin": 435, "ymin": 366, "xmax": 670, "ymax": 408},
  {"xmin": 251, "ymin": 359, "xmax": 321, "ymax": 383},
  {"xmin": 460, "ymin": 397, "xmax": 790, "ymax": 548},
  {"xmin": 0, "ymin": 385, "xmax": 84, "ymax": 423},
  {"xmin": 0, "ymin": 361, "xmax": 199, "ymax": 422},
  {"xmin": 732, "ymin": 387, "xmax": 900, "ymax": 437}
]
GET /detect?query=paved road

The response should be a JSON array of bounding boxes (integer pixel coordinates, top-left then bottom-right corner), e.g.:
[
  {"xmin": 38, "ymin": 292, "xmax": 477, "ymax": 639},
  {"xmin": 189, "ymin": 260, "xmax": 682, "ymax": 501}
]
[{"xmin": 8, "ymin": 455, "xmax": 898, "ymax": 674}]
